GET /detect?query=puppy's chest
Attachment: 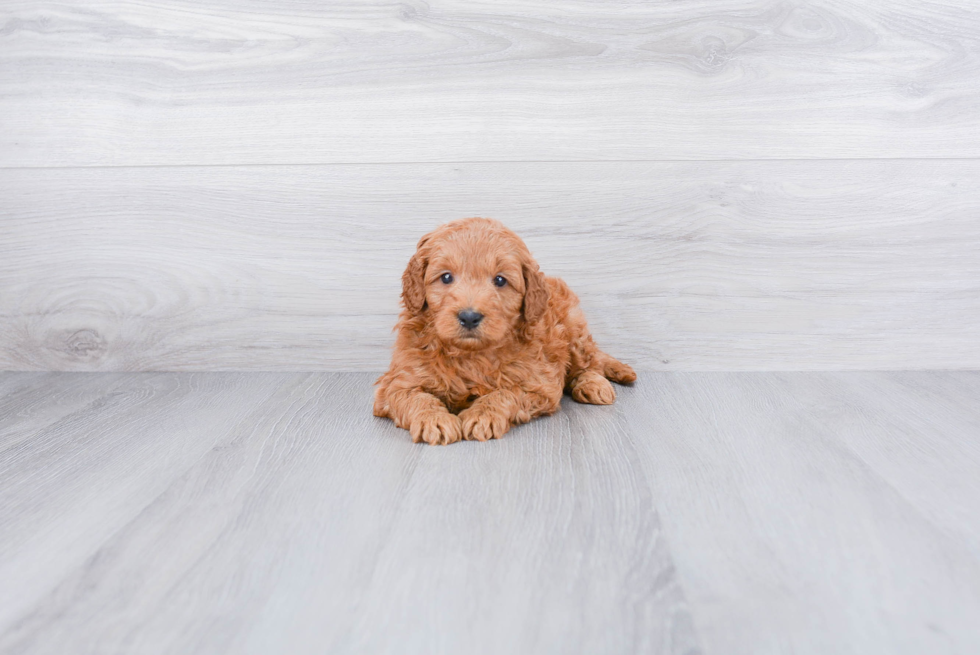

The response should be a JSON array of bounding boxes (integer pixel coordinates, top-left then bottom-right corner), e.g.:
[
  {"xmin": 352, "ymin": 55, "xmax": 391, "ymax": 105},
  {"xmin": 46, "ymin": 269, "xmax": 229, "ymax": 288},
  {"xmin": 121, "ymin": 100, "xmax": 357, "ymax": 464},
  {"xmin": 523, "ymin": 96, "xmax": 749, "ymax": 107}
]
[
  {"xmin": 440, "ymin": 370, "xmax": 498, "ymax": 413},
  {"xmin": 431, "ymin": 350, "xmax": 558, "ymax": 412},
  {"xmin": 444, "ymin": 391, "xmax": 482, "ymax": 413},
  {"xmin": 432, "ymin": 359, "xmax": 509, "ymax": 412}
]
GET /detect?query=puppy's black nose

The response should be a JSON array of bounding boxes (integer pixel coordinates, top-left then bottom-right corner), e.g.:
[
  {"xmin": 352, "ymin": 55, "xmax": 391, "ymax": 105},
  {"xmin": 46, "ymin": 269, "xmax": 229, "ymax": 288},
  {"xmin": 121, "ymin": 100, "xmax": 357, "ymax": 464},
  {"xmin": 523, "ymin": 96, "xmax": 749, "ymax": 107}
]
[{"xmin": 457, "ymin": 309, "xmax": 484, "ymax": 330}]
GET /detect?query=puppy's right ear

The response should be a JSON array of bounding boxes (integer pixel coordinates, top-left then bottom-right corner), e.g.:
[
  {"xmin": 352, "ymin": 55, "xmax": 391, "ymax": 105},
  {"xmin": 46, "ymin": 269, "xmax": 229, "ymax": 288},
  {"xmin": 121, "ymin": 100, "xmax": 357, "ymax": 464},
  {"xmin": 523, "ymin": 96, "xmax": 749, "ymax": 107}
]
[{"xmin": 401, "ymin": 238, "xmax": 429, "ymax": 314}]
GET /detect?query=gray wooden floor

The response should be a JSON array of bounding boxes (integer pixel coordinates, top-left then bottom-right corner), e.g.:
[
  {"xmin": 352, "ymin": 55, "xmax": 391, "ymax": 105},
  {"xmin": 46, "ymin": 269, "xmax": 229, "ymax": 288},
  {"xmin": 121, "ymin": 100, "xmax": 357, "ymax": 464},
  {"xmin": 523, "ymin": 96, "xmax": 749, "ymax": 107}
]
[{"xmin": 2, "ymin": 371, "xmax": 978, "ymax": 655}]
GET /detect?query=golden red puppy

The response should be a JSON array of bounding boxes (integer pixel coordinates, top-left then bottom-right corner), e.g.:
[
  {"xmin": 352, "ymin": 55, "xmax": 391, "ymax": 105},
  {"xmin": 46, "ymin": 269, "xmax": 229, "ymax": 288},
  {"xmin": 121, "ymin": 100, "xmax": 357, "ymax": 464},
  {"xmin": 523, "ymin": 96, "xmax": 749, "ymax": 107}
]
[{"xmin": 374, "ymin": 218, "xmax": 636, "ymax": 445}]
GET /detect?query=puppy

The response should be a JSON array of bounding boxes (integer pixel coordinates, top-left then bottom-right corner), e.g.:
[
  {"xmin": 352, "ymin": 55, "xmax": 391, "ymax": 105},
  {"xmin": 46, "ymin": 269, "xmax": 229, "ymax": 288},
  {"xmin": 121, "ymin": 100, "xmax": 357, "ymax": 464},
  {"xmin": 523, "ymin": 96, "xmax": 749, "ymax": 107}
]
[{"xmin": 374, "ymin": 218, "xmax": 636, "ymax": 445}]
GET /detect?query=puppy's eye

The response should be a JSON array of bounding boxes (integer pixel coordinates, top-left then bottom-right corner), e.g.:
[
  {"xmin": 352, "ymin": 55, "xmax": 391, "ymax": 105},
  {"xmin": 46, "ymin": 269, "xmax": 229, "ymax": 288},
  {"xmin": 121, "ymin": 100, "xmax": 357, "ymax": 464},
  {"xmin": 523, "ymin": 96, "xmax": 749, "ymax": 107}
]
[
  {"xmin": 440, "ymin": 272, "xmax": 454, "ymax": 284},
  {"xmin": 493, "ymin": 275, "xmax": 507, "ymax": 288}
]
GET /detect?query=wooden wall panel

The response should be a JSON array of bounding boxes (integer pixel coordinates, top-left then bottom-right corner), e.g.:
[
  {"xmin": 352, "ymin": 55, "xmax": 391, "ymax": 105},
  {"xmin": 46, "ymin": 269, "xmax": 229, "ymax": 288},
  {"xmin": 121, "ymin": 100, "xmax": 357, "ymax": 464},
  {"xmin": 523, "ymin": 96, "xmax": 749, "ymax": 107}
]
[
  {"xmin": 2, "ymin": 161, "xmax": 978, "ymax": 371},
  {"xmin": 1, "ymin": 0, "xmax": 979, "ymax": 166}
]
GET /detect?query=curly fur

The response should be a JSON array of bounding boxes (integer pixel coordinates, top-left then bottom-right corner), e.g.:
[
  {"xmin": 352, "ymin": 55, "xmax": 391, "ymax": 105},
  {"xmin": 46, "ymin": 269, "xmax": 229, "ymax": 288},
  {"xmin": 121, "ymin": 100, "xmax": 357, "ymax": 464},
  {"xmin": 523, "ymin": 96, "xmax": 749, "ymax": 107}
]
[{"xmin": 374, "ymin": 218, "xmax": 636, "ymax": 445}]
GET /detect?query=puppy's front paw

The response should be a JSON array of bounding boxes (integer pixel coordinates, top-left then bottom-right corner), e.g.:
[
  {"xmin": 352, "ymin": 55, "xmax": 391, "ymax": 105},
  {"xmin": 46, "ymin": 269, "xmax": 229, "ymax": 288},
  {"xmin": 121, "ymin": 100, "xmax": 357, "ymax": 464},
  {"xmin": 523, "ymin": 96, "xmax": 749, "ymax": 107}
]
[
  {"xmin": 460, "ymin": 404, "xmax": 511, "ymax": 442},
  {"xmin": 410, "ymin": 411, "xmax": 462, "ymax": 446},
  {"xmin": 570, "ymin": 371, "xmax": 616, "ymax": 405}
]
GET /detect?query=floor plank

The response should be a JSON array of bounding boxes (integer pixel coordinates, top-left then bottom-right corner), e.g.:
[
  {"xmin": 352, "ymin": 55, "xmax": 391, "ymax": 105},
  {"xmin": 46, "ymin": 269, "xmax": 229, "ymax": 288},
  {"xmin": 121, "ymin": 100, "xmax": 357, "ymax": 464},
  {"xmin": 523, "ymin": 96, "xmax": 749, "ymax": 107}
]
[
  {"xmin": 618, "ymin": 372, "xmax": 980, "ymax": 655},
  {"xmin": 2, "ymin": 372, "xmax": 978, "ymax": 653},
  {"xmin": 803, "ymin": 371, "xmax": 980, "ymax": 556},
  {"xmin": 0, "ymin": 372, "xmax": 133, "ymax": 453},
  {"xmin": 342, "ymin": 399, "xmax": 697, "ymax": 655},
  {"xmin": 0, "ymin": 372, "xmax": 293, "ymax": 638},
  {"xmin": 3, "ymin": 160, "xmax": 979, "ymax": 372},
  {"xmin": 0, "ymin": 372, "xmax": 699, "ymax": 655},
  {"xmin": 2, "ymin": 0, "xmax": 979, "ymax": 165}
]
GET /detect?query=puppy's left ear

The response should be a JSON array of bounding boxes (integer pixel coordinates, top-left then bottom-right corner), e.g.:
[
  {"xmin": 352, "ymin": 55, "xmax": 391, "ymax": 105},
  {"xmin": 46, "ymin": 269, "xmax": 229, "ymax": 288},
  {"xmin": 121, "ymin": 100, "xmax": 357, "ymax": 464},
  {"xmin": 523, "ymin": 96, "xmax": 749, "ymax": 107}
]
[{"xmin": 522, "ymin": 259, "xmax": 549, "ymax": 324}]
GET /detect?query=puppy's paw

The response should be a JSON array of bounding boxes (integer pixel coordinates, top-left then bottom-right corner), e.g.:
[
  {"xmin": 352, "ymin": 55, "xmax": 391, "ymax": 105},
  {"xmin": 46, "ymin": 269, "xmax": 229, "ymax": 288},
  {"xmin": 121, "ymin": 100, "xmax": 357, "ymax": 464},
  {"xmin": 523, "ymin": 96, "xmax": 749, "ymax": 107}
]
[
  {"xmin": 459, "ymin": 404, "xmax": 511, "ymax": 442},
  {"xmin": 410, "ymin": 411, "xmax": 462, "ymax": 446},
  {"xmin": 604, "ymin": 359, "xmax": 637, "ymax": 385},
  {"xmin": 570, "ymin": 371, "xmax": 616, "ymax": 405}
]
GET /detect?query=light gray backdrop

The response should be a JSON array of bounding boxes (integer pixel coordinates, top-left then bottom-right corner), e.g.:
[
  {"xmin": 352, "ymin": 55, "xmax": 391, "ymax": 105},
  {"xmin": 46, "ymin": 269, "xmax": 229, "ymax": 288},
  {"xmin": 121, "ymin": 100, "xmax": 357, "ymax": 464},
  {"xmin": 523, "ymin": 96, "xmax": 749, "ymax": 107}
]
[{"xmin": 2, "ymin": 0, "xmax": 979, "ymax": 371}]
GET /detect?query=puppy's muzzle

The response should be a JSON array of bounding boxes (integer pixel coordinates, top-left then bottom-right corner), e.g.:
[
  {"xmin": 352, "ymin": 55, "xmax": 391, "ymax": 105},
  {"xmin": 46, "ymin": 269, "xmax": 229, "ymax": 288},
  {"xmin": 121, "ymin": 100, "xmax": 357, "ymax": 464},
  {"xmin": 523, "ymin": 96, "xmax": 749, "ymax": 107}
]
[{"xmin": 457, "ymin": 309, "xmax": 484, "ymax": 331}]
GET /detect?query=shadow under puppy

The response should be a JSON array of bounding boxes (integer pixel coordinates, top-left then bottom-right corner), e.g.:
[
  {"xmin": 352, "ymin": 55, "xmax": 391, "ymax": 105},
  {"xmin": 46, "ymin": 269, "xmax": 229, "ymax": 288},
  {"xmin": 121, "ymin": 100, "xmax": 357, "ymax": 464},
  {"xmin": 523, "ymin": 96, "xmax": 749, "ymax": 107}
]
[{"xmin": 374, "ymin": 218, "xmax": 636, "ymax": 445}]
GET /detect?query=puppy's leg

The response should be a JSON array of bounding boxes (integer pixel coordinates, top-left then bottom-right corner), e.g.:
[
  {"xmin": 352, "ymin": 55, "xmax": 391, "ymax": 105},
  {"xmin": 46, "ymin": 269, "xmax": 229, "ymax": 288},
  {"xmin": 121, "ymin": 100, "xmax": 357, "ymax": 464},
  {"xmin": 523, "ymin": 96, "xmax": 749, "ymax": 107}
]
[
  {"xmin": 563, "ymin": 303, "xmax": 636, "ymax": 389},
  {"xmin": 382, "ymin": 388, "xmax": 462, "ymax": 446},
  {"xmin": 568, "ymin": 370, "xmax": 617, "ymax": 405},
  {"xmin": 459, "ymin": 389, "xmax": 560, "ymax": 441},
  {"xmin": 593, "ymin": 351, "xmax": 637, "ymax": 385},
  {"xmin": 565, "ymin": 337, "xmax": 634, "ymax": 403}
]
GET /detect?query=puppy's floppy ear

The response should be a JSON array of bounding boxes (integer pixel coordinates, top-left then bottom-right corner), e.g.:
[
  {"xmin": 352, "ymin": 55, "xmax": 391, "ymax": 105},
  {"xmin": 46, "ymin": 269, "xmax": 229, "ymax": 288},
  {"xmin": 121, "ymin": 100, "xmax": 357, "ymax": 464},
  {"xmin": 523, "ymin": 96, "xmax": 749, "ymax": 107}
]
[
  {"xmin": 401, "ymin": 237, "xmax": 429, "ymax": 314},
  {"xmin": 522, "ymin": 259, "xmax": 549, "ymax": 324}
]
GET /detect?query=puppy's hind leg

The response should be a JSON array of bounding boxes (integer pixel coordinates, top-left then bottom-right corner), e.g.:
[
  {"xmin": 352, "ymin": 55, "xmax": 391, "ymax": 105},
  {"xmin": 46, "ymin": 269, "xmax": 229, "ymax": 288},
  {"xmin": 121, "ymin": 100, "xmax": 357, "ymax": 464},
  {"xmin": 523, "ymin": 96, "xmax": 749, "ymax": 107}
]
[
  {"xmin": 593, "ymin": 350, "xmax": 637, "ymax": 385},
  {"xmin": 568, "ymin": 350, "xmax": 636, "ymax": 404},
  {"xmin": 562, "ymin": 300, "xmax": 636, "ymax": 403},
  {"xmin": 568, "ymin": 370, "xmax": 616, "ymax": 405}
]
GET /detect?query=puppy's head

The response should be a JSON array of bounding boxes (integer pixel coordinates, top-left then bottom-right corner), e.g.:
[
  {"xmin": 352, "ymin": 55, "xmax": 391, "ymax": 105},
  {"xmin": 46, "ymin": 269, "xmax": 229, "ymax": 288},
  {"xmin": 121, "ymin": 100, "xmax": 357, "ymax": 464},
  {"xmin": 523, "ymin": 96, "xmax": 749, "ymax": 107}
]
[{"xmin": 401, "ymin": 218, "xmax": 549, "ymax": 350}]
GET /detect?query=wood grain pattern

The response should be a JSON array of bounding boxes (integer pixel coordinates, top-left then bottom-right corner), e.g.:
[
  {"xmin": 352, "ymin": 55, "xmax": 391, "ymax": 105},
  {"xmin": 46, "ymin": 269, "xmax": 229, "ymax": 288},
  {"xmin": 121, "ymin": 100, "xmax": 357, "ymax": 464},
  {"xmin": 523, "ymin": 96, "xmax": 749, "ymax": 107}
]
[
  {"xmin": 0, "ymin": 371, "xmax": 129, "ymax": 453},
  {"xmin": 2, "ymin": 0, "xmax": 980, "ymax": 165},
  {"xmin": 618, "ymin": 371, "xmax": 980, "ymax": 655},
  {"xmin": 2, "ymin": 371, "xmax": 978, "ymax": 653},
  {"xmin": 0, "ymin": 372, "xmax": 292, "ymax": 634},
  {"xmin": 2, "ymin": 160, "xmax": 978, "ymax": 371},
  {"xmin": 0, "ymin": 372, "xmax": 699, "ymax": 655},
  {"xmin": 343, "ymin": 399, "xmax": 696, "ymax": 655}
]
